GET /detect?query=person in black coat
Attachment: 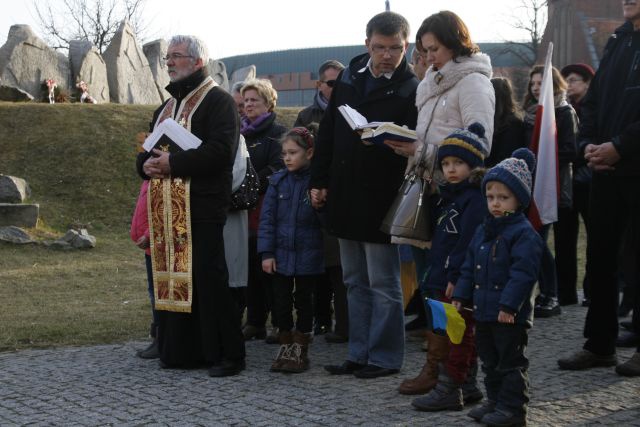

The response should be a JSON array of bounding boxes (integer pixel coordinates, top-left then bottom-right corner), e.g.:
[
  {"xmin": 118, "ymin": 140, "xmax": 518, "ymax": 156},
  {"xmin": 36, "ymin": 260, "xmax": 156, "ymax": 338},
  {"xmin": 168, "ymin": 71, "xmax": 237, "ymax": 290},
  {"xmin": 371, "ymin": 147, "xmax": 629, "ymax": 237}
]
[
  {"xmin": 239, "ymin": 78, "xmax": 286, "ymax": 342},
  {"xmin": 310, "ymin": 11, "xmax": 418, "ymax": 379},
  {"xmin": 558, "ymin": 4, "xmax": 640, "ymax": 376},
  {"xmin": 137, "ymin": 35, "xmax": 245, "ymax": 377},
  {"xmin": 559, "ymin": 63, "xmax": 596, "ymax": 307},
  {"xmin": 522, "ymin": 65, "xmax": 578, "ymax": 318},
  {"xmin": 486, "ymin": 77, "xmax": 526, "ymax": 168}
]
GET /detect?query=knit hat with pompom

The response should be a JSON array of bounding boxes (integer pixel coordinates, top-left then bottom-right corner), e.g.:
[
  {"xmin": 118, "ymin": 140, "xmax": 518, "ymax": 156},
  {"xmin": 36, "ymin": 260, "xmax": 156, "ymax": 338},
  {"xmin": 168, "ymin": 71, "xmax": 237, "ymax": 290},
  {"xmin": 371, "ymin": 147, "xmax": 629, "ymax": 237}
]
[
  {"xmin": 482, "ymin": 148, "xmax": 536, "ymax": 208},
  {"xmin": 437, "ymin": 122, "xmax": 488, "ymax": 169}
]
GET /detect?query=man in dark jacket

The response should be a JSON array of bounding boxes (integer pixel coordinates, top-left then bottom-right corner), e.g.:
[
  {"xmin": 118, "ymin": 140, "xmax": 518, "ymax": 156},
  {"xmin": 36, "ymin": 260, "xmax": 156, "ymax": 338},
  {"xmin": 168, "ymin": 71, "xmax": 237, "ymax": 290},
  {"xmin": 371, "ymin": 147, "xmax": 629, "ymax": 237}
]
[
  {"xmin": 310, "ymin": 11, "xmax": 419, "ymax": 379},
  {"xmin": 137, "ymin": 35, "xmax": 245, "ymax": 377},
  {"xmin": 294, "ymin": 60, "xmax": 345, "ymax": 127},
  {"xmin": 558, "ymin": 0, "xmax": 640, "ymax": 377}
]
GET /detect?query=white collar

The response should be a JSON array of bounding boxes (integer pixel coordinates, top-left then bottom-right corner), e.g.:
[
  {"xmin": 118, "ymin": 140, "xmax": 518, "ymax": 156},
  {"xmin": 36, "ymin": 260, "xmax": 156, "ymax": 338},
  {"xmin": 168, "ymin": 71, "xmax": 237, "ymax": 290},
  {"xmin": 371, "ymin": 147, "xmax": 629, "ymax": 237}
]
[{"xmin": 357, "ymin": 58, "xmax": 394, "ymax": 79}]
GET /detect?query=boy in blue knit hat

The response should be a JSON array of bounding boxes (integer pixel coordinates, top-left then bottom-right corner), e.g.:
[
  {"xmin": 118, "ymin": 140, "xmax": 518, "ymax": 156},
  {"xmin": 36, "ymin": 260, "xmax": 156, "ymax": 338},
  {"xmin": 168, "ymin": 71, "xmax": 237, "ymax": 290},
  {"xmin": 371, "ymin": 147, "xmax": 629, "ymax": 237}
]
[
  {"xmin": 408, "ymin": 123, "xmax": 487, "ymax": 412},
  {"xmin": 452, "ymin": 148, "xmax": 543, "ymax": 426}
]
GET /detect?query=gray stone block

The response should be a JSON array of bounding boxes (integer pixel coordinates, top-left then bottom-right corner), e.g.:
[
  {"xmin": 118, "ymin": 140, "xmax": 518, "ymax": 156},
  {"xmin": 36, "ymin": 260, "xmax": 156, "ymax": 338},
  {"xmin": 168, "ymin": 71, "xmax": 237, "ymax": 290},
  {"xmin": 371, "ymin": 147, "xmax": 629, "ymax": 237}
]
[
  {"xmin": 0, "ymin": 85, "xmax": 34, "ymax": 102},
  {"xmin": 102, "ymin": 20, "xmax": 161, "ymax": 105},
  {"xmin": 0, "ymin": 203, "xmax": 38, "ymax": 227},
  {"xmin": 0, "ymin": 25, "xmax": 69, "ymax": 99},
  {"xmin": 0, "ymin": 226, "xmax": 35, "ymax": 244},
  {"xmin": 208, "ymin": 59, "xmax": 229, "ymax": 92},
  {"xmin": 229, "ymin": 65, "xmax": 256, "ymax": 89},
  {"xmin": 69, "ymin": 39, "xmax": 110, "ymax": 103},
  {"xmin": 0, "ymin": 175, "xmax": 31, "ymax": 203},
  {"xmin": 142, "ymin": 39, "xmax": 170, "ymax": 102}
]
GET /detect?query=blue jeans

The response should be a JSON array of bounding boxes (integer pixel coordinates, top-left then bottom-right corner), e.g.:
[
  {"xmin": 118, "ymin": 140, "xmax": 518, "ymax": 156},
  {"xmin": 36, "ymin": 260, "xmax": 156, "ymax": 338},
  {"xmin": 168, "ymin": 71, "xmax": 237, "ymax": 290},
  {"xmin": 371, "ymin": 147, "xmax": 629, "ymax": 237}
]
[{"xmin": 339, "ymin": 239, "xmax": 404, "ymax": 369}]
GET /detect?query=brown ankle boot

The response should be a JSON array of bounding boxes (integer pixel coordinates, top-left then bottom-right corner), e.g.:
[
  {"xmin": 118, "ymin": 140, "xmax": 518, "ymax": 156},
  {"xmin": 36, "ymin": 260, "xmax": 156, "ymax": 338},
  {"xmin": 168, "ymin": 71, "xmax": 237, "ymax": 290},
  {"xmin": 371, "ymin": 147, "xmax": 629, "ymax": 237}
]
[
  {"xmin": 279, "ymin": 330, "xmax": 311, "ymax": 373},
  {"xmin": 398, "ymin": 331, "xmax": 450, "ymax": 395},
  {"xmin": 270, "ymin": 330, "xmax": 293, "ymax": 372}
]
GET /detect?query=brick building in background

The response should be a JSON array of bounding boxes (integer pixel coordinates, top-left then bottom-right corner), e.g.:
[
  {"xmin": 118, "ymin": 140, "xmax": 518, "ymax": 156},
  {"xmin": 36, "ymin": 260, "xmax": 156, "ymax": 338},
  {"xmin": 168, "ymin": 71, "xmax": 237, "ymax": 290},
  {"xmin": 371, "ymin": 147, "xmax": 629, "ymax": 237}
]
[{"xmin": 541, "ymin": 0, "xmax": 623, "ymax": 68}]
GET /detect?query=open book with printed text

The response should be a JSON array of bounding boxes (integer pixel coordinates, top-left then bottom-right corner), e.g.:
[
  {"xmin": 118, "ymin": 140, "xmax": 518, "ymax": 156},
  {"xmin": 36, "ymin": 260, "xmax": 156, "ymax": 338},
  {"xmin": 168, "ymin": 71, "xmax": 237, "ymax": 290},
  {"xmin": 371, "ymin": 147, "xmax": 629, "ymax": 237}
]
[{"xmin": 338, "ymin": 104, "xmax": 416, "ymax": 147}]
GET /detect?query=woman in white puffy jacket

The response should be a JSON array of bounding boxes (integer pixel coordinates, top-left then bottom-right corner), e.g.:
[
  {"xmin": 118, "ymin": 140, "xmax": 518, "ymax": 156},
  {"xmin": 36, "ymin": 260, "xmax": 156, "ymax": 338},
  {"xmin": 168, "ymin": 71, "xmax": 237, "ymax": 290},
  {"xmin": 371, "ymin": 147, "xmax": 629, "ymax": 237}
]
[{"xmin": 386, "ymin": 11, "xmax": 495, "ymax": 407}]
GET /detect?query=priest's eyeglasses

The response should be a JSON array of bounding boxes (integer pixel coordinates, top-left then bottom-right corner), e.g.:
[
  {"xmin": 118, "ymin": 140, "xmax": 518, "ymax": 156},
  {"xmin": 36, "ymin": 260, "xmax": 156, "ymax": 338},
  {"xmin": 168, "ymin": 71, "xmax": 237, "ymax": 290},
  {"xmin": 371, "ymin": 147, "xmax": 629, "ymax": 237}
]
[{"xmin": 163, "ymin": 53, "xmax": 194, "ymax": 62}]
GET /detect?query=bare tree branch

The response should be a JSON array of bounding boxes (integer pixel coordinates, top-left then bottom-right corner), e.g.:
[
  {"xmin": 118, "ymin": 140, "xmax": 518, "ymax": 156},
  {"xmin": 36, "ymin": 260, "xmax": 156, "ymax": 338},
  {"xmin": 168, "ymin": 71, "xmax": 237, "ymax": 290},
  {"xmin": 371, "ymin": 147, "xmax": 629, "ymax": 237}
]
[
  {"xmin": 32, "ymin": 0, "xmax": 148, "ymax": 53},
  {"xmin": 500, "ymin": 0, "xmax": 548, "ymax": 67}
]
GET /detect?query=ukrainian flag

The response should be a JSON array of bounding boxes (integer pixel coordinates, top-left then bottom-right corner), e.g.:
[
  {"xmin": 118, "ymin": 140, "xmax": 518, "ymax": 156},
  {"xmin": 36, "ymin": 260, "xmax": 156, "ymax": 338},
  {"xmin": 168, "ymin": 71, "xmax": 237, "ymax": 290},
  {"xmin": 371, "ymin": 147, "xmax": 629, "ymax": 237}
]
[{"xmin": 425, "ymin": 298, "xmax": 466, "ymax": 344}]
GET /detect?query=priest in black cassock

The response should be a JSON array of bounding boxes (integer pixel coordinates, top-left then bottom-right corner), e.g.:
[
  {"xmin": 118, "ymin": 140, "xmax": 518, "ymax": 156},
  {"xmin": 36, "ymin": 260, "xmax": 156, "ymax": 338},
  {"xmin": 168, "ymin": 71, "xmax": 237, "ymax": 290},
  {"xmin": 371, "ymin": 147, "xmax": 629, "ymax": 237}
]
[{"xmin": 137, "ymin": 35, "xmax": 245, "ymax": 377}]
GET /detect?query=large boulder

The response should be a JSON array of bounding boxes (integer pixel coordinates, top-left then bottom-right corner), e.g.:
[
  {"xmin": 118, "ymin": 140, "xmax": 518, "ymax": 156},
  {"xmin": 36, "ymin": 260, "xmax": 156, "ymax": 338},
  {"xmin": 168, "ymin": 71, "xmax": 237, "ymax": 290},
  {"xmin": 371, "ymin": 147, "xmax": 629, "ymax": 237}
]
[
  {"xmin": 0, "ymin": 25, "xmax": 69, "ymax": 98},
  {"xmin": 229, "ymin": 65, "xmax": 256, "ymax": 89},
  {"xmin": 143, "ymin": 39, "xmax": 170, "ymax": 102},
  {"xmin": 0, "ymin": 175, "xmax": 31, "ymax": 203},
  {"xmin": 102, "ymin": 20, "xmax": 161, "ymax": 104},
  {"xmin": 0, "ymin": 203, "xmax": 39, "ymax": 228},
  {"xmin": 0, "ymin": 85, "xmax": 34, "ymax": 102},
  {"xmin": 208, "ymin": 59, "xmax": 229, "ymax": 92},
  {"xmin": 69, "ymin": 39, "xmax": 110, "ymax": 103}
]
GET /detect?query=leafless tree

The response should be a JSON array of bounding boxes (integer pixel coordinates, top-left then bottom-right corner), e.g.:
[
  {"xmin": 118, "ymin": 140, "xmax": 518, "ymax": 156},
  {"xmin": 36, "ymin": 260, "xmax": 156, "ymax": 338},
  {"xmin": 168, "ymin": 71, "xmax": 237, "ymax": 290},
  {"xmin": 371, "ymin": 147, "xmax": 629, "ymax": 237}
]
[
  {"xmin": 33, "ymin": 0, "xmax": 149, "ymax": 53},
  {"xmin": 494, "ymin": 0, "xmax": 548, "ymax": 67}
]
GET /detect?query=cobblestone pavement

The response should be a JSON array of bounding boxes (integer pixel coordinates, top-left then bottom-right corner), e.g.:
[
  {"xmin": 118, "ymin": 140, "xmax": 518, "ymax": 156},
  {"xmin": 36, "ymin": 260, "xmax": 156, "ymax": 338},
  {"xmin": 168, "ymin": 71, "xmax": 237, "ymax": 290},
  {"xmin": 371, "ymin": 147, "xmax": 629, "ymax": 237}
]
[{"xmin": 1, "ymin": 304, "xmax": 639, "ymax": 426}]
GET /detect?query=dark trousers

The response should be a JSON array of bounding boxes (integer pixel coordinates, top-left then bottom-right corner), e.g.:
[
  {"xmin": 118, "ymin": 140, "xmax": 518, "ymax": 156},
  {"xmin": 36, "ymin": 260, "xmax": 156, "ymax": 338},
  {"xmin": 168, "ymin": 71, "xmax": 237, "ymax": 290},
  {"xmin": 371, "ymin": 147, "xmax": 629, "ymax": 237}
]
[
  {"xmin": 144, "ymin": 253, "xmax": 159, "ymax": 333},
  {"xmin": 230, "ymin": 287, "xmax": 246, "ymax": 326},
  {"xmin": 328, "ymin": 266, "xmax": 349, "ymax": 337},
  {"xmin": 476, "ymin": 322, "xmax": 530, "ymax": 415},
  {"xmin": 584, "ymin": 174, "xmax": 640, "ymax": 355},
  {"xmin": 554, "ymin": 181, "xmax": 591, "ymax": 304},
  {"xmin": 157, "ymin": 222, "xmax": 245, "ymax": 366},
  {"xmin": 246, "ymin": 235, "xmax": 275, "ymax": 328},
  {"xmin": 537, "ymin": 224, "xmax": 558, "ymax": 299},
  {"xmin": 272, "ymin": 273, "xmax": 319, "ymax": 333},
  {"xmin": 313, "ymin": 271, "xmax": 333, "ymax": 329}
]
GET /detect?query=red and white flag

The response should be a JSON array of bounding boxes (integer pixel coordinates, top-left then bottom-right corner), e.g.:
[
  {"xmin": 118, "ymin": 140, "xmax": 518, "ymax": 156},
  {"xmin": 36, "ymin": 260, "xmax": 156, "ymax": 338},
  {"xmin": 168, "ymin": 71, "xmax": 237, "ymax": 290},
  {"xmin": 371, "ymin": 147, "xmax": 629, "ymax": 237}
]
[{"xmin": 528, "ymin": 43, "xmax": 558, "ymax": 230}]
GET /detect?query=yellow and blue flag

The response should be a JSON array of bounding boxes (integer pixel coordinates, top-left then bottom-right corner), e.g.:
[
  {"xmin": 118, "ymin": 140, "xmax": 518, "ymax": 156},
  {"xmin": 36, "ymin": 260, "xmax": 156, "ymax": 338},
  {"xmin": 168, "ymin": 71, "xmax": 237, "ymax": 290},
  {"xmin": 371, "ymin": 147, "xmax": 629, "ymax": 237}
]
[{"xmin": 425, "ymin": 298, "xmax": 466, "ymax": 344}]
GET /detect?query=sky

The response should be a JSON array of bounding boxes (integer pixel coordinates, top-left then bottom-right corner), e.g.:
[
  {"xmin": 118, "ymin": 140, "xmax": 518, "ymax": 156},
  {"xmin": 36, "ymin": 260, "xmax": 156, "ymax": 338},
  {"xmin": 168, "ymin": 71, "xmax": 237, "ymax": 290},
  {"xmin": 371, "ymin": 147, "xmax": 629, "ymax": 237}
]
[{"xmin": 0, "ymin": 0, "xmax": 541, "ymax": 59}]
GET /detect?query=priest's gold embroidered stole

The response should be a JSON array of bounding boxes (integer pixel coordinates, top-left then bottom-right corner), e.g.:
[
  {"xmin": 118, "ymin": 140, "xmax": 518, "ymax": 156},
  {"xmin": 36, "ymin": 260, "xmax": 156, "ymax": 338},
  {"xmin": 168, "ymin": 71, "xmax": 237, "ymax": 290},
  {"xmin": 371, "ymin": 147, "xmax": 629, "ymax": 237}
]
[{"xmin": 147, "ymin": 76, "xmax": 216, "ymax": 312}]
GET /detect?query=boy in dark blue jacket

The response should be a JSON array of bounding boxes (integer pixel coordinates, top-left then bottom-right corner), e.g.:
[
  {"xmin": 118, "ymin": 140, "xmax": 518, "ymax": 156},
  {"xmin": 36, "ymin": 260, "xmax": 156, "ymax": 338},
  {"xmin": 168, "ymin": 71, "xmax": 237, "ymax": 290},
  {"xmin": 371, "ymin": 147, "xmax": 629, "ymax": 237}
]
[
  {"xmin": 407, "ymin": 124, "xmax": 487, "ymax": 411},
  {"xmin": 452, "ymin": 148, "xmax": 543, "ymax": 426}
]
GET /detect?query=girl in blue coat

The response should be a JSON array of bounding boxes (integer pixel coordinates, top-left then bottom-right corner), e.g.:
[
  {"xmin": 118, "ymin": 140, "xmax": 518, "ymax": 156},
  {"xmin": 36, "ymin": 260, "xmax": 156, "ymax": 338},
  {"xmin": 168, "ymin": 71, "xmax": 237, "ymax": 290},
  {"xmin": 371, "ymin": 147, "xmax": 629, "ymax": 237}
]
[
  {"xmin": 452, "ymin": 148, "xmax": 543, "ymax": 426},
  {"xmin": 258, "ymin": 127, "xmax": 324, "ymax": 374}
]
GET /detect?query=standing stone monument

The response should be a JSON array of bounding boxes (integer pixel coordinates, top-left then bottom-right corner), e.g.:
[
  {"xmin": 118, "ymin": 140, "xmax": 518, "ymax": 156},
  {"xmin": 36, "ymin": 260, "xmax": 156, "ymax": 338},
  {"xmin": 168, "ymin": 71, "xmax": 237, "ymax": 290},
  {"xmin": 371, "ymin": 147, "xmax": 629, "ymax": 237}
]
[
  {"xmin": 69, "ymin": 39, "xmax": 110, "ymax": 103},
  {"xmin": 102, "ymin": 20, "xmax": 161, "ymax": 104},
  {"xmin": 229, "ymin": 65, "xmax": 256, "ymax": 90},
  {"xmin": 143, "ymin": 39, "xmax": 170, "ymax": 102},
  {"xmin": 0, "ymin": 25, "xmax": 69, "ymax": 99},
  {"xmin": 208, "ymin": 59, "xmax": 229, "ymax": 92}
]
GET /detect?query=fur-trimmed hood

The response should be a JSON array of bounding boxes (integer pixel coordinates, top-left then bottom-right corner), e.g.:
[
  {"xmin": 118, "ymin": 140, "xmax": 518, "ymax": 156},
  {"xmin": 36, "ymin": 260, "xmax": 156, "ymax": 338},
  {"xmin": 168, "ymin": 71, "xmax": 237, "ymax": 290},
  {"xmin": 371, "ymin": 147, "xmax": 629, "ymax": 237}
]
[{"xmin": 416, "ymin": 53, "xmax": 493, "ymax": 110}]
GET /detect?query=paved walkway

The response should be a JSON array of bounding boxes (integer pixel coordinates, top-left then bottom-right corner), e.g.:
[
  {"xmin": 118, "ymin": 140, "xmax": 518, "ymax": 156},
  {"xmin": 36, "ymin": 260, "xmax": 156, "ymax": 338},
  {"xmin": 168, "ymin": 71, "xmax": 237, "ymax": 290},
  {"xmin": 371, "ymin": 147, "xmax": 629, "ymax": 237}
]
[{"xmin": 1, "ymin": 304, "xmax": 639, "ymax": 426}]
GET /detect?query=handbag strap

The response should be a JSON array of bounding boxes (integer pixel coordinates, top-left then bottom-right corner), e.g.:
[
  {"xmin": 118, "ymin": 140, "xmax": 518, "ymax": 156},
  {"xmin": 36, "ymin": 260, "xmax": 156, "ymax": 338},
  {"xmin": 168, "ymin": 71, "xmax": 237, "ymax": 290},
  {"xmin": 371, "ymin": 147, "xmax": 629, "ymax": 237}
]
[{"xmin": 414, "ymin": 94, "xmax": 443, "ymax": 181}]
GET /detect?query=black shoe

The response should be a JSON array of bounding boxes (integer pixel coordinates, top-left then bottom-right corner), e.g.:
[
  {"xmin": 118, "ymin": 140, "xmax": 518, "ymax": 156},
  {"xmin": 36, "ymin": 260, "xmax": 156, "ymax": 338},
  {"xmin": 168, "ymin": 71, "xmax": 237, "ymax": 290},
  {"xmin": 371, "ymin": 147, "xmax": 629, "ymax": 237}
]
[
  {"xmin": 558, "ymin": 296, "xmax": 578, "ymax": 306},
  {"xmin": 468, "ymin": 402, "xmax": 496, "ymax": 422},
  {"xmin": 481, "ymin": 408, "xmax": 526, "ymax": 426},
  {"xmin": 208, "ymin": 359, "xmax": 246, "ymax": 377},
  {"xmin": 616, "ymin": 331, "xmax": 640, "ymax": 348},
  {"xmin": 557, "ymin": 349, "xmax": 617, "ymax": 370},
  {"xmin": 265, "ymin": 327, "xmax": 280, "ymax": 344},
  {"xmin": 353, "ymin": 364, "xmax": 399, "ymax": 379},
  {"xmin": 581, "ymin": 298, "xmax": 590, "ymax": 307},
  {"xmin": 324, "ymin": 360, "xmax": 366, "ymax": 375},
  {"xmin": 242, "ymin": 325, "xmax": 266, "ymax": 341},
  {"xmin": 534, "ymin": 296, "xmax": 561, "ymax": 318},
  {"xmin": 136, "ymin": 339, "xmax": 159, "ymax": 359},
  {"xmin": 620, "ymin": 320, "xmax": 633, "ymax": 331},
  {"xmin": 324, "ymin": 332, "xmax": 348, "ymax": 343},
  {"xmin": 314, "ymin": 323, "xmax": 330, "ymax": 335}
]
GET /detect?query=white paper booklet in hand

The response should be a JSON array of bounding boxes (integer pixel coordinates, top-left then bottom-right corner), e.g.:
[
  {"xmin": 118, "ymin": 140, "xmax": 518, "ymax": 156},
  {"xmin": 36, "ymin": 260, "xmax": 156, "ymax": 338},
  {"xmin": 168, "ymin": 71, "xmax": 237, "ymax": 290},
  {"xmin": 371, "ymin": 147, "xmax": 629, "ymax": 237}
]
[
  {"xmin": 338, "ymin": 104, "xmax": 386, "ymax": 130},
  {"xmin": 143, "ymin": 118, "xmax": 202, "ymax": 153}
]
